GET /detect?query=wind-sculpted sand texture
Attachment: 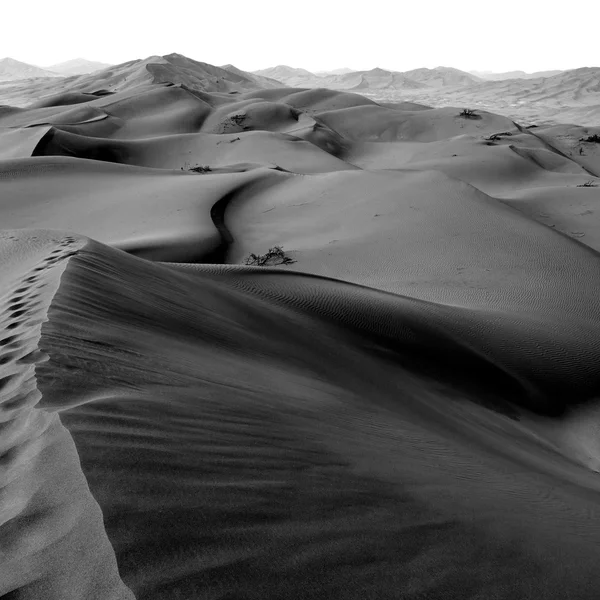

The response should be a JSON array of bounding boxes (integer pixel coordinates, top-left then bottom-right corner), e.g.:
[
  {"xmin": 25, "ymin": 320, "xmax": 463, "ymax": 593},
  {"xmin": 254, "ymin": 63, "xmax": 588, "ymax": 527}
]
[{"xmin": 3, "ymin": 66, "xmax": 600, "ymax": 599}]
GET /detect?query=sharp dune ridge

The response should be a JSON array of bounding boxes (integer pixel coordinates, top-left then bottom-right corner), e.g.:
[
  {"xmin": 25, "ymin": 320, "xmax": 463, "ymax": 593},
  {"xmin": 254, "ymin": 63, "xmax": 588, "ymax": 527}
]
[{"xmin": 2, "ymin": 53, "xmax": 600, "ymax": 599}]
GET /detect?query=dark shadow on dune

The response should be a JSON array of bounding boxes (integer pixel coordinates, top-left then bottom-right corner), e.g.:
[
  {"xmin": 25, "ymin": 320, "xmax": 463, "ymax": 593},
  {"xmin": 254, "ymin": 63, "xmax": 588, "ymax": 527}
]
[
  {"xmin": 31, "ymin": 127, "xmax": 127, "ymax": 163},
  {"xmin": 26, "ymin": 236, "xmax": 600, "ymax": 599},
  {"xmin": 203, "ymin": 184, "xmax": 257, "ymax": 264}
]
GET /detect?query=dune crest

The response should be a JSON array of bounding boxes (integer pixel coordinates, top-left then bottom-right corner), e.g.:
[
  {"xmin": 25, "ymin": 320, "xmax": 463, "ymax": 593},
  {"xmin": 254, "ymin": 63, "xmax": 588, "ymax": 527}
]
[{"xmin": 0, "ymin": 231, "xmax": 134, "ymax": 599}]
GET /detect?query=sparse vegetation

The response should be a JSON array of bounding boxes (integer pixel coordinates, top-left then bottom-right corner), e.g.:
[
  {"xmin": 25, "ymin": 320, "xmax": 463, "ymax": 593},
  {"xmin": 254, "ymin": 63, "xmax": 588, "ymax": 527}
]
[
  {"xmin": 219, "ymin": 114, "xmax": 248, "ymax": 134},
  {"xmin": 459, "ymin": 108, "xmax": 479, "ymax": 119},
  {"xmin": 182, "ymin": 163, "xmax": 212, "ymax": 173},
  {"xmin": 486, "ymin": 132, "xmax": 513, "ymax": 141},
  {"xmin": 244, "ymin": 246, "xmax": 296, "ymax": 266},
  {"xmin": 229, "ymin": 114, "xmax": 246, "ymax": 126},
  {"xmin": 577, "ymin": 180, "xmax": 598, "ymax": 187},
  {"xmin": 580, "ymin": 134, "xmax": 600, "ymax": 143}
]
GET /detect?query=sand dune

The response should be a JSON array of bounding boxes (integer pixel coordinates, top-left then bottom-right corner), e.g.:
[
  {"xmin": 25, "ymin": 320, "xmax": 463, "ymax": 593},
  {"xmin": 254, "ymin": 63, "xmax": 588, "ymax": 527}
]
[
  {"xmin": 0, "ymin": 156, "xmax": 276, "ymax": 261},
  {"xmin": 32, "ymin": 128, "xmax": 356, "ymax": 173},
  {"xmin": 314, "ymin": 105, "xmax": 516, "ymax": 142},
  {"xmin": 3, "ymin": 57, "xmax": 600, "ymax": 599},
  {"xmin": 0, "ymin": 54, "xmax": 281, "ymax": 109},
  {"xmin": 0, "ymin": 126, "xmax": 51, "ymax": 159}
]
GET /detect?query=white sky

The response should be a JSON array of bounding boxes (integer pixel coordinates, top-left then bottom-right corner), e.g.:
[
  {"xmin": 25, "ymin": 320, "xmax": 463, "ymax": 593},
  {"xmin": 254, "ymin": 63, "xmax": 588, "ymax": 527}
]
[{"xmin": 2, "ymin": 0, "xmax": 598, "ymax": 73}]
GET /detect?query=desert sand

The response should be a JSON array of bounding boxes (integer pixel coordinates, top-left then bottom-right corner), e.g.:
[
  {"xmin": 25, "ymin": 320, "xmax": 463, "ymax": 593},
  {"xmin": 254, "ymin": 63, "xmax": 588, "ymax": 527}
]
[{"xmin": 2, "ymin": 55, "xmax": 600, "ymax": 599}]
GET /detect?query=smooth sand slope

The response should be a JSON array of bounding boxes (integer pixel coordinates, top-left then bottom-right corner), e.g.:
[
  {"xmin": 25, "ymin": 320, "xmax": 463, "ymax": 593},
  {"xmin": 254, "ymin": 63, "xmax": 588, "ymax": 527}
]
[{"xmin": 2, "ymin": 69, "xmax": 600, "ymax": 599}]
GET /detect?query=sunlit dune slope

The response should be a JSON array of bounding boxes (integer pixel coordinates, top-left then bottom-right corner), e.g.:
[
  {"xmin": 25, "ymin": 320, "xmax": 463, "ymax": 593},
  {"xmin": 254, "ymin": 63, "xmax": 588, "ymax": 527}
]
[{"xmin": 0, "ymin": 157, "xmax": 276, "ymax": 261}]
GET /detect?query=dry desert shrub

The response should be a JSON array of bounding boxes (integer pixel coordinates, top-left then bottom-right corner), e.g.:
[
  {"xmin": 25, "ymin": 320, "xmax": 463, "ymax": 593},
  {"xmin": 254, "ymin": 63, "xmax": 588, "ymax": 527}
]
[
  {"xmin": 244, "ymin": 246, "xmax": 296, "ymax": 266},
  {"xmin": 486, "ymin": 131, "xmax": 513, "ymax": 141},
  {"xmin": 459, "ymin": 108, "xmax": 479, "ymax": 119},
  {"xmin": 181, "ymin": 162, "xmax": 211, "ymax": 172},
  {"xmin": 580, "ymin": 134, "xmax": 600, "ymax": 143}
]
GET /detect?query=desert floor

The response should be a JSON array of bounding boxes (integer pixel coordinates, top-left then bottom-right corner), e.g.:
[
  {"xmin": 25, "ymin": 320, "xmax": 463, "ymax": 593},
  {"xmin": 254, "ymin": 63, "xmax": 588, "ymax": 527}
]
[{"xmin": 2, "ymin": 81, "xmax": 600, "ymax": 599}]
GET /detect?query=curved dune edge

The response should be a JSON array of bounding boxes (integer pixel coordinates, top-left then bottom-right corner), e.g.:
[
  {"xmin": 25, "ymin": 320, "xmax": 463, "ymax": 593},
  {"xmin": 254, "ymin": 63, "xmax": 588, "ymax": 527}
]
[
  {"xmin": 16, "ymin": 232, "xmax": 600, "ymax": 598},
  {"xmin": 0, "ymin": 230, "xmax": 134, "ymax": 599}
]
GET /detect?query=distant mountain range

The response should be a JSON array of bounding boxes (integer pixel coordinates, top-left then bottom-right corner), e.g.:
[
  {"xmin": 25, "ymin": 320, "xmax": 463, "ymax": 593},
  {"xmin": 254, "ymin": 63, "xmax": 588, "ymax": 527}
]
[
  {"xmin": 251, "ymin": 65, "xmax": 576, "ymax": 89},
  {"xmin": 1, "ymin": 53, "xmax": 599, "ymax": 125},
  {"xmin": 0, "ymin": 57, "xmax": 61, "ymax": 81},
  {"xmin": 470, "ymin": 69, "xmax": 564, "ymax": 81},
  {"xmin": 0, "ymin": 57, "xmax": 111, "ymax": 81},
  {"xmin": 253, "ymin": 65, "xmax": 316, "ymax": 87},
  {"xmin": 248, "ymin": 63, "xmax": 600, "ymax": 125},
  {"xmin": 45, "ymin": 58, "xmax": 112, "ymax": 76},
  {"xmin": 0, "ymin": 53, "xmax": 285, "ymax": 106},
  {"xmin": 440, "ymin": 67, "xmax": 600, "ymax": 106},
  {"xmin": 315, "ymin": 68, "xmax": 355, "ymax": 76},
  {"xmin": 0, "ymin": 57, "xmax": 573, "ymax": 89},
  {"xmin": 251, "ymin": 65, "xmax": 482, "ymax": 91}
]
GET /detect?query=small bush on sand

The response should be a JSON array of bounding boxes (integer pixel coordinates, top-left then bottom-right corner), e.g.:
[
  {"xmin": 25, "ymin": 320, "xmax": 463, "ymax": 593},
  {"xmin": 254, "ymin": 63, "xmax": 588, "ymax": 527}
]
[
  {"xmin": 577, "ymin": 180, "xmax": 598, "ymax": 187},
  {"xmin": 229, "ymin": 114, "xmax": 246, "ymax": 126},
  {"xmin": 580, "ymin": 134, "xmax": 600, "ymax": 143},
  {"xmin": 486, "ymin": 131, "xmax": 513, "ymax": 141},
  {"xmin": 244, "ymin": 246, "xmax": 295, "ymax": 266},
  {"xmin": 459, "ymin": 108, "xmax": 478, "ymax": 119},
  {"xmin": 182, "ymin": 163, "xmax": 212, "ymax": 173}
]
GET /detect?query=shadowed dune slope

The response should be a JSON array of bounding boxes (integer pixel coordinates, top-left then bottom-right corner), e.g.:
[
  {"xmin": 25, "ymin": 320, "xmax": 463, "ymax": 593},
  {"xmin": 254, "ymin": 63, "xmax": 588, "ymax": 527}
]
[
  {"xmin": 1, "ymin": 231, "xmax": 600, "ymax": 599},
  {"xmin": 0, "ymin": 126, "xmax": 51, "ymax": 159},
  {"xmin": 0, "ymin": 157, "xmax": 281, "ymax": 261},
  {"xmin": 530, "ymin": 123, "xmax": 600, "ymax": 177},
  {"xmin": 28, "ymin": 91, "xmax": 109, "ymax": 109},
  {"xmin": 223, "ymin": 168, "xmax": 600, "ymax": 410},
  {"xmin": 238, "ymin": 87, "xmax": 380, "ymax": 112},
  {"xmin": 0, "ymin": 86, "xmax": 213, "ymax": 139},
  {"xmin": 0, "ymin": 231, "xmax": 135, "ymax": 599},
  {"xmin": 32, "ymin": 127, "xmax": 357, "ymax": 173}
]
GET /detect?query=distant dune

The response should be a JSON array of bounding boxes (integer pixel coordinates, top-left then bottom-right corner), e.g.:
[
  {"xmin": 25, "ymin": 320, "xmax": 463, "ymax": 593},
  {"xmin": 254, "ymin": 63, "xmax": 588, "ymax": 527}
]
[
  {"xmin": 401, "ymin": 66, "xmax": 482, "ymax": 87},
  {"xmin": 315, "ymin": 67, "xmax": 355, "ymax": 75},
  {"xmin": 3, "ymin": 53, "xmax": 600, "ymax": 600},
  {"xmin": 45, "ymin": 58, "xmax": 112, "ymax": 76}
]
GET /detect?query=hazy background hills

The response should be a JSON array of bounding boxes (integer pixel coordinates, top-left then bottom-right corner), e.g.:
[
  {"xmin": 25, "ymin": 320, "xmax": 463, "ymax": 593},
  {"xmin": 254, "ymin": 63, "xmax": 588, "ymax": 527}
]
[
  {"xmin": 45, "ymin": 58, "xmax": 112, "ymax": 76},
  {"xmin": 0, "ymin": 57, "xmax": 62, "ymax": 81},
  {"xmin": 0, "ymin": 57, "xmax": 111, "ymax": 81},
  {"xmin": 1, "ymin": 54, "xmax": 599, "ymax": 126},
  {"xmin": 470, "ymin": 69, "xmax": 564, "ymax": 80}
]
